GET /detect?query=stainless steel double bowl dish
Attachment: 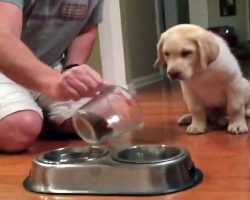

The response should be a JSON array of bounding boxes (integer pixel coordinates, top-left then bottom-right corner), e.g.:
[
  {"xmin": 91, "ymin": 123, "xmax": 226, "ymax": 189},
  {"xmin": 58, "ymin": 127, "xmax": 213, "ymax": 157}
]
[{"xmin": 23, "ymin": 144, "xmax": 203, "ymax": 195}]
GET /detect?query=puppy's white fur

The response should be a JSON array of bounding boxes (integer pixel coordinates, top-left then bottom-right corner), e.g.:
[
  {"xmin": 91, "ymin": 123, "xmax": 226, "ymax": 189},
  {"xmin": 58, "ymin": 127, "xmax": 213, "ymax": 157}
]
[{"xmin": 155, "ymin": 24, "xmax": 250, "ymax": 134}]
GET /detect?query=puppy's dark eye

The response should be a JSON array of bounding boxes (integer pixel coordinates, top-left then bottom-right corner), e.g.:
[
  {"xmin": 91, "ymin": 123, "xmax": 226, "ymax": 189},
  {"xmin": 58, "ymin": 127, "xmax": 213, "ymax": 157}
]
[
  {"xmin": 181, "ymin": 50, "xmax": 192, "ymax": 58},
  {"xmin": 164, "ymin": 52, "xmax": 170, "ymax": 57}
]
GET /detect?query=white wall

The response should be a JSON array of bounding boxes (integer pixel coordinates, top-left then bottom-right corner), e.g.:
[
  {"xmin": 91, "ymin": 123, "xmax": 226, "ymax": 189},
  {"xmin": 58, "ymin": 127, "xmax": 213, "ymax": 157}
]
[
  {"xmin": 189, "ymin": 0, "xmax": 249, "ymax": 42},
  {"xmin": 188, "ymin": 0, "xmax": 209, "ymax": 28},
  {"xmin": 98, "ymin": 0, "xmax": 159, "ymax": 89},
  {"xmin": 208, "ymin": 0, "xmax": 248, "ymax": 42},
  {"xmin": 98, "ymin": 0, "xmax": 127, "ymax": 88}
]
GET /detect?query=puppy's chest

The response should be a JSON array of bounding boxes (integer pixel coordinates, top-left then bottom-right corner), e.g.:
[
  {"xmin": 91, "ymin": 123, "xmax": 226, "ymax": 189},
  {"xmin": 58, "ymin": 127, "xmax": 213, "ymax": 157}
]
[{"xmin": 185, "ymin": 76, "xmax": 227, "ymax": 106}]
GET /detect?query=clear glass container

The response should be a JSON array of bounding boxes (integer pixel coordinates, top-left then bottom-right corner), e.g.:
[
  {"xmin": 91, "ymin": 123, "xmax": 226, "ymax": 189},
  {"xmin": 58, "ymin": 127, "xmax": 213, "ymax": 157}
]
[{"xmin": 72, "ymin": 85, "xmax": 144, "ymax": 144}]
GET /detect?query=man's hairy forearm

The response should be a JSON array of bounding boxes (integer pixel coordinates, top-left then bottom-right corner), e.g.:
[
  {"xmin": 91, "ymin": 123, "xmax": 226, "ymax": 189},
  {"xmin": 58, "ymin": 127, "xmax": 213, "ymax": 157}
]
[
  {"xmin": 65, "ymin": 25, "xmax": 97, "ymax": 65},
  {"xmin": 0, "ymin": 31, "xmax": 61, "ymax": 94}
]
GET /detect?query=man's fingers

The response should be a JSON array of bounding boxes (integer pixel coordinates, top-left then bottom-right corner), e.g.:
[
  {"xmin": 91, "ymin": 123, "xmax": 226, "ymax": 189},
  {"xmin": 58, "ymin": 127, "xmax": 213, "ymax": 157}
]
[
  {"xmin": 56, "ymin": 81, "xmax": 81, "ymax": 101},
  {"xmin": 70, "ymin": 65, "xmax": 105, "ymax": 87},
  {"xmin": 52, "ymin": 64, "xmax": 114, "ymax": 100},
  {"xmin": 75, "ymin": 72, "xmax": 100, "ymax": 90}
]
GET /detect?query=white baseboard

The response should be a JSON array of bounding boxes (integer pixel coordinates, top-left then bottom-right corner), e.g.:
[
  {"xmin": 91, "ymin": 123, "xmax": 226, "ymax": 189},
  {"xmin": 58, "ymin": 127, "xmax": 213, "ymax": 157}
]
[{"xmin": 128, "ymin": 72, "xmax": 163, "ymax": 92}]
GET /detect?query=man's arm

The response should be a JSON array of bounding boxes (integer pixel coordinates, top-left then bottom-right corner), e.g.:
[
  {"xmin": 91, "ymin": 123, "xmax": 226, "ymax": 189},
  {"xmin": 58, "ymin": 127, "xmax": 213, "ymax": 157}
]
[
  {"xmin": 0, "ymin": 2, "xmax": 63, "ymax": 95},
  {"xmin": 0, "ymin": 2, "xmax": 105, "ymax": 100},
  {"xmin": 65, "ymin": 24, "xmax": 98, "ymax": 65},
  {"xmin": 64, "ymin": 0, "xmax": 104, "ymax": 65}
]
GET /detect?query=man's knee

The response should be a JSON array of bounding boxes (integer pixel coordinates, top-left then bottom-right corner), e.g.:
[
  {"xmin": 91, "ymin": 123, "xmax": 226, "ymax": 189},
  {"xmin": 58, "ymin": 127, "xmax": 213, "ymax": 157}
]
[{"xmin": 0, "ymin": 111, "xmax": 43, "ymax": 152}]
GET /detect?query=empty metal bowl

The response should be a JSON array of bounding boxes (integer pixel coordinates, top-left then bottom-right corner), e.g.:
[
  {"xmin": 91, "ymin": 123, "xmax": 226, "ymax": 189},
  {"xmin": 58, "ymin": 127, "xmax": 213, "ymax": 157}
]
[
  {"xmin": 112, "ymin": 145, "xmax": 184, "ymax": 164},
  {"xmin": 24, "ymin": 144, "xmax": 202, "ymax": 195},
  {"xmin": 37, "ymin": 145, "xmax": 108, "ymax": 164}
]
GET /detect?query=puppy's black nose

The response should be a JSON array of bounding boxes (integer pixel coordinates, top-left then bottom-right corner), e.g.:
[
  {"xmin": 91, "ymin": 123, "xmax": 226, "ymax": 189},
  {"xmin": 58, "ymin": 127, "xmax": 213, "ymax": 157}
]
[{"xmin": 167, "ymin": 70, "xmax": 180, "ymax": 80}]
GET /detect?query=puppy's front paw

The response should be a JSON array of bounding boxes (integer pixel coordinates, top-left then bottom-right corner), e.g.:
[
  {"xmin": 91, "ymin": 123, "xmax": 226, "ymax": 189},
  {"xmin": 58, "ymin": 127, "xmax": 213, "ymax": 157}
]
[
  {"xmin": 187, "ymin": 123, "xmax": 206, "ymax": 134},
  {"xmin": 228, "ymin": 121, "xmax": 248, "ymax": 134},
  {"xmin": 177, "ymin": 113, "xmax": 192, "ymax": 125}
]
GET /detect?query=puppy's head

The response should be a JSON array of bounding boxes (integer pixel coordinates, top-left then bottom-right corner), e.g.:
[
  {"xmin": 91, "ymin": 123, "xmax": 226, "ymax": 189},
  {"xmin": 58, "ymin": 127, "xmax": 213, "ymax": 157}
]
[{"xmin": 154, "ymin": 24, "xmax": 219, "ymax": 80}]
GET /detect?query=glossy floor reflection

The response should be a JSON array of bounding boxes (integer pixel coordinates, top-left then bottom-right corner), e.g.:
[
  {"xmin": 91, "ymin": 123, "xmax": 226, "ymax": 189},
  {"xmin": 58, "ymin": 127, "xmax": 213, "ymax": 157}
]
[{"xmin": 1, "ymin": 81, "xmax": 250, "ymax": 200}]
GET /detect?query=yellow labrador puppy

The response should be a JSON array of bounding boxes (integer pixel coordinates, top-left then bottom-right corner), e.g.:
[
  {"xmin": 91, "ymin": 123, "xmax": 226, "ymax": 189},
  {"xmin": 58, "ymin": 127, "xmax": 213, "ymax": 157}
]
[{"xmin": 155, "ymin": 24, "xmax": 250, "ymax": 134}]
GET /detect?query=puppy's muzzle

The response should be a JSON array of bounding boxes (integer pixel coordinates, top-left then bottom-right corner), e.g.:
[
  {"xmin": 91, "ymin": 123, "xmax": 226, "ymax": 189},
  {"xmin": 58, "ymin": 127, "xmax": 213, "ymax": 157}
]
[{"xmin": 167, "ymin": 69, "xmax": 181, "ymax": 80}]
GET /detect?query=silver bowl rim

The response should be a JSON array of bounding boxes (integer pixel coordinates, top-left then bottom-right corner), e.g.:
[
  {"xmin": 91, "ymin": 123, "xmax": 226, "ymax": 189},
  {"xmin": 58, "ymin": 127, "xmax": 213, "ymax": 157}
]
[
  {"xmin": 34, "ymin": 144, "xmax": 188, "ymax": 165},
  {"xmin": 36, "ymin": 145, "xmax": 109, "ymax": 165},
  {"xmin": 111, "ymin": 144, "xmax": 188, "ymax": 164}
]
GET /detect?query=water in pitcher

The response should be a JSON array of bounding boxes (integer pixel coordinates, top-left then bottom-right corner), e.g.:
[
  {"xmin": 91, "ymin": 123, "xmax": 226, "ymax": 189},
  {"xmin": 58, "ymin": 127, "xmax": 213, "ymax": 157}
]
[
  {"xmin": 72, "ymin": 85, "xmax": 144, "ymax": 144},
  {"xmin": 73, "ymin": 110, "xmax": 142, "ymax": 144}
]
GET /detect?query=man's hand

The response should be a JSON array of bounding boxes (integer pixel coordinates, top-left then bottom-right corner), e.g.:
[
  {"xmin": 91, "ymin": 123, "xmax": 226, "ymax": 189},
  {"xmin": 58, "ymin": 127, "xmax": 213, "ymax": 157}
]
[{"xmin": 51, "ymin": 64, "xmax": 107, "ymax": 101}]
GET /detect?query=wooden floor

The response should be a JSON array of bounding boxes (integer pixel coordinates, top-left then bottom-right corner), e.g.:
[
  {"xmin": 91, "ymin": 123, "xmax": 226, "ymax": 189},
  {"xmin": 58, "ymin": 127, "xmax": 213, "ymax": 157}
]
[{"xmin": 2, "ymin": 82, "xmax": 250, "ymax": 200}]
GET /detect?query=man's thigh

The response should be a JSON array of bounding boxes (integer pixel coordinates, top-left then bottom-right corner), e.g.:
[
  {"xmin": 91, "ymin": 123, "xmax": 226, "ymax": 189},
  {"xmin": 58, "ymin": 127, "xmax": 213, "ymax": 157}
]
[
  {"xmin": 36, "ymin": 94, "xmax": 91, "ymax": 126},
  {"xmin": 0, "ymin": 73, "xmax": 43, "ymax": 120}
]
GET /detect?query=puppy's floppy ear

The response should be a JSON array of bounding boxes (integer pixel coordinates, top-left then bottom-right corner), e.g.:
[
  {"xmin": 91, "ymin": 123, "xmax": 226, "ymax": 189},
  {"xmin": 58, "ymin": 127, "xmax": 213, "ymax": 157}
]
[
  {"xmin": 195, "ymin": 31, "xmax": 219, "ymax": 70},
  {"xmin": 154, "ymin": 35, "xmax": 165, "ymax": 68}
]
